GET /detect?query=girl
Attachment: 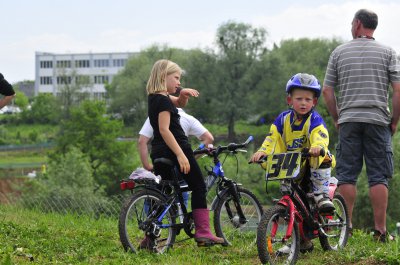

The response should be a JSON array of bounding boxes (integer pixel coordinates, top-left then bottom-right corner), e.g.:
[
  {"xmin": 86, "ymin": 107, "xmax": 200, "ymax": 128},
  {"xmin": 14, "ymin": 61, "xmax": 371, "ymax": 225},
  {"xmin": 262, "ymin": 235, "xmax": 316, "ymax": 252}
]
[{"xmin": 145, "ymin": 59, "xmax": 224, "ymax": 248}]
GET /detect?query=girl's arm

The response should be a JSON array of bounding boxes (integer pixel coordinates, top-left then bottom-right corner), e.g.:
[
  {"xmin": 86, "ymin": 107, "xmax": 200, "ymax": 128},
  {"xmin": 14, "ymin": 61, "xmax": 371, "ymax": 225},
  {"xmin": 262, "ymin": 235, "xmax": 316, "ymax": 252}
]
[
  {"xmin": 170, "ymin": 88, "xmax": 199, "ymax": 107},
  {"xmin": 158, "ymin": 111, "xmax": 190, "ymax": 174}
]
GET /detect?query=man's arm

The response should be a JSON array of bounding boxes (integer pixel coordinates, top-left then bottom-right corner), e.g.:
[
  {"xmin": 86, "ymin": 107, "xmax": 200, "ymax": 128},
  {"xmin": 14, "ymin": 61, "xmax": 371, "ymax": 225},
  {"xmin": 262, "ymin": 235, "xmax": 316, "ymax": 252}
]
[
  {"xmin": 0, "ymin": 73, "xmax": 16, "ymax": 109},
  {"xmin": 322, "ymin": 85, "xmax": 339, "ymax": 129},
  {"xmin": 0, "ymin": 95, "xmax": 15, "ymax": 109},
  {"xmin": 390, "ymin": 82, "xmax": 400, "ymax": 135},
  {"xmin": 198, "ymin": 131, "xmax": 214, "ymax": 146},
  {"xmin": 138, "ymin": 135, "xmax": 153, "ymax": 171}
]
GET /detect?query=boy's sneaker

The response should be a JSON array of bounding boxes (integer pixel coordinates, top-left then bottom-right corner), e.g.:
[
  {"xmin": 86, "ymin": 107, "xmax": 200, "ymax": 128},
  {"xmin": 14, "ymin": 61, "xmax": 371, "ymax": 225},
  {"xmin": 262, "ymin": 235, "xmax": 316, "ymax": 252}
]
[
  {"xmin": 314, "ymin": 194, "xmax": 335, "ymax": 214},
  {"xmin": 299, "ymin": 240, "xmax": 314, "ymax": 253},
  {"xmin": 373, "ymin": 229, "xmax": 395, "ymax": 243}
]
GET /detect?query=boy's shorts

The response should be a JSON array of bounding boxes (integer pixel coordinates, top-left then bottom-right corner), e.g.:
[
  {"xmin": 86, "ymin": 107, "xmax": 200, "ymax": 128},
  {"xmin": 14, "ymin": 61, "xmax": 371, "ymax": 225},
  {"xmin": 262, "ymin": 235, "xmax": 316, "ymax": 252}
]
[{"xmin": 336, "ymin": 122, "xmax": 393, "ymax": 187}]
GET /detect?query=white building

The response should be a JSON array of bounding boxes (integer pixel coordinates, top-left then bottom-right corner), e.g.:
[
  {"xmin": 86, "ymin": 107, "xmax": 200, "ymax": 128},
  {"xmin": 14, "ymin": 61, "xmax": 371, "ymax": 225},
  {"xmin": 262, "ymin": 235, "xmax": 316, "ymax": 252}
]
[{"xmin": 35, "ymin": 51, "xmax": 136, "ymax": 100}]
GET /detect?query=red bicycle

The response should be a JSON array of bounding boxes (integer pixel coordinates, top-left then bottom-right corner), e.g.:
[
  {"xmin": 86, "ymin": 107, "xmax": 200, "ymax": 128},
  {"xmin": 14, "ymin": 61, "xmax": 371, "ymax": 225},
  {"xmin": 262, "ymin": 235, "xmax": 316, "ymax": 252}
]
[{"xmin": 252, "ymin": 149, "xmax": 349, "ymax": 265}]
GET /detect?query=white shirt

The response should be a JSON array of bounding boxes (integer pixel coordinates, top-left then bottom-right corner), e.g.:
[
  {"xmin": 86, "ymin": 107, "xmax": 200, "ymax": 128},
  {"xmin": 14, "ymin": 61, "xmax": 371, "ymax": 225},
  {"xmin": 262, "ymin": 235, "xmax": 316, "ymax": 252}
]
[{"xmin": 139, "ymin": 108, "xmax": 207, "ymax": 139}]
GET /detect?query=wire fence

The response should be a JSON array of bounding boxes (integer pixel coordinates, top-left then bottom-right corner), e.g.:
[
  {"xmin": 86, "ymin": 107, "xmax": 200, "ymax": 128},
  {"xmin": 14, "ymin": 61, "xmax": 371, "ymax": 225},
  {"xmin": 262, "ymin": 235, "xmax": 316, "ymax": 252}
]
[
  {"xmin": 0, "ymin": 188, "xmax": 218, "ymax": 219},
  {"xmin": 0, "ymin": 191, "xmax": 131, "ymax": 219}
]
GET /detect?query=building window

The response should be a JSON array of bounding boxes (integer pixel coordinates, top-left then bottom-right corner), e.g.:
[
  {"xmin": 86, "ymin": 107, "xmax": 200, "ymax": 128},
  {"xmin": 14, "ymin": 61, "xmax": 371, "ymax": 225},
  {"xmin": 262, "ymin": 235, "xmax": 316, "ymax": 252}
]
[
  {"xmin": 113, "ymin": 59, "xmax": 127, "ymax": 67},
  {"xmin": 40, "ymin": 76, "xmax": 52, "ymax": 85},
  {"xmin": 75, "ymin": 75, "xmax": 91, "ymax": 84},
  {"xmin": 56, "ymin": 60, "xmax": 71, "ymax": 68},
  {"xmin": 93, "ymin": 92, "xmax": 106, "ymax": 100},
  {"xmin": 40, "ymin": 61, "xmax": 53, "ymax": 68},
  {"xmin": 75, "ymin": 60, "xmax": 90, "ymax": 68},
  {"xmin": 57, "ymin": 76, "xmax": 72, "ymax": 84},
  {"xmin": 94, "ymin": 75, "xmax": 109, "ymax": 84},
  {"xmin": 94, "ymin": 59, "xmax": 109, "ymax": 68}
]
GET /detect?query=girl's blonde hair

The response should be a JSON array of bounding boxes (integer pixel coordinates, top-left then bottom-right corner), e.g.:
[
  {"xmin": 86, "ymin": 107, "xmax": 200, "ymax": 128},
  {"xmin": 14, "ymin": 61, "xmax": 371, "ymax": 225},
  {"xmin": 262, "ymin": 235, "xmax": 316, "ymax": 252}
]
[{"xmin": 146, "ymin": 59, "xmax": 182, "ymax": 95}]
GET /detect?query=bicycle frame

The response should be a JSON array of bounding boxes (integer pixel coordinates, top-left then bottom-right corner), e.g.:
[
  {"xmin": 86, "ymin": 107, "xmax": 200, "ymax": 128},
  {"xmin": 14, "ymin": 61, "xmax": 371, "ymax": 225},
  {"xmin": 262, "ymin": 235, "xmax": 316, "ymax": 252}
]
[
  {"xmin": 261, "ymin": 149, "xmax": 340, "ymax": 240},
  {"xmin": 121, "ymin": 177, "xmax": 191, "ymax": 233},
  {"xmin": 196, "ymin": 137, "xmax": 253, "ymax": 219}
]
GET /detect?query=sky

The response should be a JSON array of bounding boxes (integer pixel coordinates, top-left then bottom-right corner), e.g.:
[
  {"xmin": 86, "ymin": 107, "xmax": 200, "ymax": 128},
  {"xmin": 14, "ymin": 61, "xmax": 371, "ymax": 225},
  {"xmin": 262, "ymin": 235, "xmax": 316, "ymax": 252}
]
[{"xmin": 1, "ymin": 0, "xmax": 399, "ymax": 84}]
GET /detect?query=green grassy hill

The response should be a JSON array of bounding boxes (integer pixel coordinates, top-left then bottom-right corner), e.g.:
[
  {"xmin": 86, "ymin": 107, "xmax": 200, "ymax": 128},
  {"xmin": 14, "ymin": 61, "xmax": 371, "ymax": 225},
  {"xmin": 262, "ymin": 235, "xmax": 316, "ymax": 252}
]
[{"xmin": 0, "ymin": 205, "xmax": 399, "ymax": 265}]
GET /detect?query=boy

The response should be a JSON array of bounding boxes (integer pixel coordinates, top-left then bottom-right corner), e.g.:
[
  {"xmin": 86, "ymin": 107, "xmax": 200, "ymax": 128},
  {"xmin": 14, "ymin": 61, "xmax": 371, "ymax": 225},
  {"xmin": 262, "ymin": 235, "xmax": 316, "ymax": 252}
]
[{"xmin": 251, "ymin": 73, "xmax": 335, "ymax": 213}]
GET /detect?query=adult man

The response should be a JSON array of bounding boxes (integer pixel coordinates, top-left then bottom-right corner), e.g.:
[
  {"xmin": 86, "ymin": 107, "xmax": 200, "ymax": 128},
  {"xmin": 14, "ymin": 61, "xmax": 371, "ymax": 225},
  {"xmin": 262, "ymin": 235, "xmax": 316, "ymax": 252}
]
[
  {"xmin": 0, "ymin": 73, "xmax": 16, "ymax": 109},
  {"xmin": 138, "ymin": 108, "xmax": 214, "ymax": 171},
  {"xmin": 322, "ymin": 9, "xmax": 400, "ymax": 242}
]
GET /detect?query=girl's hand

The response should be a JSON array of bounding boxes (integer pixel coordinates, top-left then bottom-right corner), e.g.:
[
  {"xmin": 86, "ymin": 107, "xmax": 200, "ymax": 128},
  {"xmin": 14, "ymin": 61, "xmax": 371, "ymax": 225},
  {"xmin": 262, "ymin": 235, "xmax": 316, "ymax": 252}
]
[
  {"xmin": 180, "ymin": 88, "xmax": 199, "ymax": 98},
  {"xmin": 177, "ymin": 153, "xmax": 190, "ymax": 174}
]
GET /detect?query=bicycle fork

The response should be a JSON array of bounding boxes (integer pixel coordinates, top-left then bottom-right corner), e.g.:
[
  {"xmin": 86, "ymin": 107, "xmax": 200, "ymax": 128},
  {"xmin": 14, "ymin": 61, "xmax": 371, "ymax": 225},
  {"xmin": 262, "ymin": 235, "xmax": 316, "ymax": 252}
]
[
  {"xmin": 272, "ymin": 196, "xmax": 301, "ymax": 241},
  {"xmin": 225, "ymin": 182, "xmax": 247, "ymax": 226}
]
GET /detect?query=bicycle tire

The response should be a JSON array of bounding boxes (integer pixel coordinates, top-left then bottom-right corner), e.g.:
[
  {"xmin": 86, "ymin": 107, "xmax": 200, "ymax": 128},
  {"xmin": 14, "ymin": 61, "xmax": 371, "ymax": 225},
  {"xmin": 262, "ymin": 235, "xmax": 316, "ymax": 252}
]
[
  {"xmin": 213, "ymin": 187, "xmax": 263, "ymax": 246},
  {"xmin": 257, "ymin": 205, "xmax": 300, "ymax": 265},
  {"xmin": 318, "ymin": 193, "xmax": 349, "ymax": 251},
  {"xmin": 118, "ymin": 189, "xmax": 176, "ymax": 253}
]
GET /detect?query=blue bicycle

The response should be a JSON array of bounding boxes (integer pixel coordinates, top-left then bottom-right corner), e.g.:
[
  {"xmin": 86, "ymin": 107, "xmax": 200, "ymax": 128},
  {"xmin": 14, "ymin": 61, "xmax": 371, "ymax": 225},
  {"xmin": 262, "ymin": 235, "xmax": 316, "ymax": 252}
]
[{"xmin": 118, "ymin": 136, "xmax": 263, "ymax": 253}]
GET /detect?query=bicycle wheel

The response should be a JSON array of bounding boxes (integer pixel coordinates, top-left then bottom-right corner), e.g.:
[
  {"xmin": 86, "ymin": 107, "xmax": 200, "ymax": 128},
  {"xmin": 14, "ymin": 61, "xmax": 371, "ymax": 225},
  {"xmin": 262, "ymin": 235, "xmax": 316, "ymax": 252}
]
[
  {"xmin": 213, "ymin": 187, "xmax": 263, "ymax": 246},
  {"xmin": 118, "ymin": 189, "xmax": 176, "ymax": 253},
  {"xmin": 319, "ymin": 193, "xmax": 349, "ymax": 251},
  {"xmin": 257, "ymin": 205, "xmax": 299, "ymax": 265}
]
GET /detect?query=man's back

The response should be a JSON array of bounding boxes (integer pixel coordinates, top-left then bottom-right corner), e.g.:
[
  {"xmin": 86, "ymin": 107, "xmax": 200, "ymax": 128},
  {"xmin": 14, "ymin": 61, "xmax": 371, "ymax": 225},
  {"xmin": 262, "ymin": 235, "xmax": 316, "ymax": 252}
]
[{"xmin": 324, "ymin": 38, "xmax": 399, "ymax": 125}]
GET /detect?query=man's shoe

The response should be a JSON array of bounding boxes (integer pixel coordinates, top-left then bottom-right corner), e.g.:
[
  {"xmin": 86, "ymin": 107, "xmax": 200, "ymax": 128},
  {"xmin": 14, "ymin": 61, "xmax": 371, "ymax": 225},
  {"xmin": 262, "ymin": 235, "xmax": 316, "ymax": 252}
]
[
  {"xmin": 138, "ymin": 236, "xmax": 155, "ymax": 251},
  {"xmin": 348, "ymin": 227, "xmax": 353, "ymax": 237},
  {"xmin": 373, "ymin": 229, "xmax": 395, "ymax": 243}
]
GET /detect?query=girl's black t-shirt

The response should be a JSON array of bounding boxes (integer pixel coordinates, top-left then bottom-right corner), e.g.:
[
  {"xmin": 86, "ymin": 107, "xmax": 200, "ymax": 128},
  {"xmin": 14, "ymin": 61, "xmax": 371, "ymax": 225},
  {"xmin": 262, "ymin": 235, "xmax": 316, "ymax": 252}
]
[{"xmin": 148, "ymin": 94, "xmax": 190, "ymax": 154}]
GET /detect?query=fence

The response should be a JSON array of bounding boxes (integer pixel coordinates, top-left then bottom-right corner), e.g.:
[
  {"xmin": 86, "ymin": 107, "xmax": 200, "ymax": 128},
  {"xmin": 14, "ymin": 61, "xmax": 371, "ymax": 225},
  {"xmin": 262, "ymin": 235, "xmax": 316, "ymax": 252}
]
[{"xmin": 0, "ymin": 191, "xmax": 130, "ymax": 219}]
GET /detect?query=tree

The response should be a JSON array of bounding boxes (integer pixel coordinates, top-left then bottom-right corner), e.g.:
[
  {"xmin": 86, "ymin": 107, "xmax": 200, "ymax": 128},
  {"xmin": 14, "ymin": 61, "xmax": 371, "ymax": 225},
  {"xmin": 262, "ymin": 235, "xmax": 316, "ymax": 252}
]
[
  {"xmin": 214, "ymin": 21, "xmax": 268, "ymax": 140},
  {"xmin": 54, "ymin": 100, "xmax": 133, "ymax": 195},
  {"xmin": 107, "ymin": 45, "xmax": 191, "ymax": 126},
  {"xmin": 14, "ymin": 89, "xmax": 29, "ymax": 110},
  {"xmin": 22, "ymin": 147, "xmax": 112, "ymax": 215},
  {"xmin": 56, "ymin": 69, "xmax": 93, "ymax": 119},
  {"xmin": 21, "ymin": 93, "xmax": 61, "ymax": 124}
]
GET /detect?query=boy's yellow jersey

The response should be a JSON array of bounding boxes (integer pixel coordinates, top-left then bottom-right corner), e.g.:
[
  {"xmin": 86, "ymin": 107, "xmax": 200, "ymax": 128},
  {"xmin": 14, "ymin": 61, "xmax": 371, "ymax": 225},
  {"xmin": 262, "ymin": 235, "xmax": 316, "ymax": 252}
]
[{"xmin": 258, "ymin": 109, "xmax": 335, "ymax": 169}]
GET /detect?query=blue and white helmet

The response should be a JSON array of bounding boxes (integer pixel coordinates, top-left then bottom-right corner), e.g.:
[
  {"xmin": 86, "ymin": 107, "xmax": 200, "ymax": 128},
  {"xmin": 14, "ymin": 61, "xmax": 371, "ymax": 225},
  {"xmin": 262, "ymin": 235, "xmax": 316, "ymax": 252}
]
[{"xmin": 285, "ymin": 73, "xmax": 321, "ymax": 98}]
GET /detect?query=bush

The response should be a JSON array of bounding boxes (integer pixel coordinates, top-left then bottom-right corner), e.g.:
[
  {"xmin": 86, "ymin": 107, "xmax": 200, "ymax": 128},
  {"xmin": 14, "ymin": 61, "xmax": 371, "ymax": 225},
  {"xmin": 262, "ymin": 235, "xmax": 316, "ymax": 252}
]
[{"xmin": 19, "ymin": 147, "xmax": 110, "ymax": 215}]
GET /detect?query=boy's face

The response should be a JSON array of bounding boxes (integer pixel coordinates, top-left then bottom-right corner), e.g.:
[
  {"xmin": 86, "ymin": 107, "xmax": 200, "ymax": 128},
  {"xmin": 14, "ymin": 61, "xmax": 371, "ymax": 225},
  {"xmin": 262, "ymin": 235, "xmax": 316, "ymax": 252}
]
[
  {"xmin": 287, "ymin": 89, "xmax": 317, "ymax": 116},
  {"xmin": 166, "ymin": 71, "xmax": 181, "ymax": 94}
]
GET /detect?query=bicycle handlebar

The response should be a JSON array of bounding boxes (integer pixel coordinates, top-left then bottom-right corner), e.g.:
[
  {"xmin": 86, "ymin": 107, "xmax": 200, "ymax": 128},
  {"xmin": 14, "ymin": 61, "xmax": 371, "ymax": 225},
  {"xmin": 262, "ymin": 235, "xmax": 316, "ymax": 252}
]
[
  {"xmin": 249, "ymin": 147, "xmax": 325, "ymax": 164},
  {"xmin": 193, "ymin": 135, "xmax": 254, "ymax": 156}
]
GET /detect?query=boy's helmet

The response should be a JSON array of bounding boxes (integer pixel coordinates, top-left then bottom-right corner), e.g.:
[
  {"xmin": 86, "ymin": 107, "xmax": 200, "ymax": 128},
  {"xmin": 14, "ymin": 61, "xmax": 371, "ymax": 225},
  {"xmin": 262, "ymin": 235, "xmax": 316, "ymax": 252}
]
[{"xmin": 286, "ymin": 73, "xmax": 321, "ymax": 98}]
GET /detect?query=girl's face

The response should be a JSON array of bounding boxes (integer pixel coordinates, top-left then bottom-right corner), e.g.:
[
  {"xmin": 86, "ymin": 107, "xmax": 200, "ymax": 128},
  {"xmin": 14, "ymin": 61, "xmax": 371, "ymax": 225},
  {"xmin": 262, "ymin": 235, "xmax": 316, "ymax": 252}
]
[
  {"xmin": 287, "ymin": 89, "xmax": 317, "ymax": 116},
  {"xmin": 166, "ymin": 71, "xmax": 181, "ymax": 94}
]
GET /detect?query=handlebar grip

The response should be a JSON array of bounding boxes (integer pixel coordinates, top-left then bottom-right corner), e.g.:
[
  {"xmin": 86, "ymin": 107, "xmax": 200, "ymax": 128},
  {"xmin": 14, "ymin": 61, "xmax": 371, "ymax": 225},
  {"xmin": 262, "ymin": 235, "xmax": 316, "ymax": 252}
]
[
  {"xmin": 319, "ymin": 148, "xmax": 325, "ymax": 157},
  {"xmin": 302, "ymin": 148, "xmax": 326, "ymax": 157},
  {"xmin": 193, "ymin": 148, "xmax": 209, "ymax": 155}
]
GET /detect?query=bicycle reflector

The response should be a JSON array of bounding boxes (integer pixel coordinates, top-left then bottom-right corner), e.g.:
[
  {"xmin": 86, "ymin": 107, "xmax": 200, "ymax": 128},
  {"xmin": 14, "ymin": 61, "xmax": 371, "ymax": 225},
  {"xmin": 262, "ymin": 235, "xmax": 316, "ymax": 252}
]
[{"xmin": 120, "ymin": 180, "xmax": 135, "ymax": 190}]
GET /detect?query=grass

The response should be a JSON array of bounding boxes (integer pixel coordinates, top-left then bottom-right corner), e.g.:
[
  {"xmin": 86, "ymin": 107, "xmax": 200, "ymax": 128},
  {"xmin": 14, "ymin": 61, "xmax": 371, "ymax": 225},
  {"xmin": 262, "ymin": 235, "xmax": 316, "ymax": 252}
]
[
  {"xmin": 0, "ymin": 205, "xmax": 399, "ymax": 265},
  {"xmin": 0, "ymin": 150, "xmax": 47, "ymax": 164},
  {"xmin": 0, "ymin": 124, "xmax": 59, "ymax": 145}
]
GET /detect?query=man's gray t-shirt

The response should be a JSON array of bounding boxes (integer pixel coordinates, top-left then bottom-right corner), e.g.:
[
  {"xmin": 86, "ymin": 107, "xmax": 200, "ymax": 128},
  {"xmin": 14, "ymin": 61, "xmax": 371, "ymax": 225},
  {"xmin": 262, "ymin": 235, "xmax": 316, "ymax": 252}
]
[{"xmin": 324, "ymin": 38, "xmax": 400, "ymax": 126}]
